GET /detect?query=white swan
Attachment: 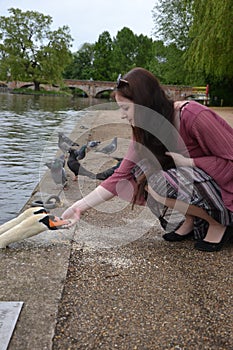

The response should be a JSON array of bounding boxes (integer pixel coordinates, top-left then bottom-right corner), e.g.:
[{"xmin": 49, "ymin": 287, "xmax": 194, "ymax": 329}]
[
  {"xmin": 0, "ymin": 207, "xmax": 47, "ymax": 235},
  {"xmin": 0, "ymin": 209, "xmax": 70, "ymax": 248}
]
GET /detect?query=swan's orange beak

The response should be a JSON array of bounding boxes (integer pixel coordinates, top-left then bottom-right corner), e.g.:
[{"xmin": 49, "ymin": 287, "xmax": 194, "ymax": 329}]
[
  {"xmin": 48, "ymin": 216, "xmax": 70, "ymax": 229},
  {"xmin": 39, "ymin": 215, "xmax": 70, "ymax": 230}
]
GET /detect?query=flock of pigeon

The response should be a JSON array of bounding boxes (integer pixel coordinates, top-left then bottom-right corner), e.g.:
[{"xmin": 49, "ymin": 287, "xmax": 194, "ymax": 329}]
[{"xmin": 45, "ymin": 132, "xmax": 122, "ymax": 190}]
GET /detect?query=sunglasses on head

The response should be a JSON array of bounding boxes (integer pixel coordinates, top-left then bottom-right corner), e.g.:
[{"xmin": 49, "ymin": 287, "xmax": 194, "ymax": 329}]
[{"xmin": 116, "ymin": 74, "xmax": 129, "ymax": 88}]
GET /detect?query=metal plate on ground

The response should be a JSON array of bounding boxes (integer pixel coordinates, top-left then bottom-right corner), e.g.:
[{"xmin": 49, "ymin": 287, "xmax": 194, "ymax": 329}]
[{"xmin": 0, "ymin": 302, "xmax": 23, "ymax": 350}]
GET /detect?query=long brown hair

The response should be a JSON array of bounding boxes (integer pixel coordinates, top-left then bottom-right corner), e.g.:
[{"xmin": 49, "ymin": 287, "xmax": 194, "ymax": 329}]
[
  {"xmin": 114, "ymin": 67, "xmax": 178, "ymax": 207},
  {"xmin": 116, "ymin": 67, "xmax": 177, "ymax": 169}
]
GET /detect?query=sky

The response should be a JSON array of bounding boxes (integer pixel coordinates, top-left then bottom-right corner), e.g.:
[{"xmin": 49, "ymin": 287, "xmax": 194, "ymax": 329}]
[{"xmin": 0, "ymin": 0, "xmax": 156, "ymax": 51}]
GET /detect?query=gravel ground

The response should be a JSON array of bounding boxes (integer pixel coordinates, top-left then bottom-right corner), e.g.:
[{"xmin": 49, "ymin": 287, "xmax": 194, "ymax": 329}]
[{"xmin": 52, "ymin": 228, "xmax": 233, "ymax": 350}]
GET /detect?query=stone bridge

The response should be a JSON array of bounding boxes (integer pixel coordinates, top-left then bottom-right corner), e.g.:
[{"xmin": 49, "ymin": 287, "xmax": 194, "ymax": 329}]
[
  {"xmin": 63, "ymin": 79, "xmax": 116, "ymax": 98},
  {"xmin": 0, "ymin": 79, "xmax": 194, "ymax": 99}
]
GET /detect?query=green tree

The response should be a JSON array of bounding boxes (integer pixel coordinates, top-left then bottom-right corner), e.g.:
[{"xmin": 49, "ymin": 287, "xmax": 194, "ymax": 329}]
[
  {"xmin": 92, "ymin": 31, "xmax": 113, "ymax": 80},
  {"xmin": 149, "ymin": 41, "xmax": 190, "ymax": 84},
  {"xmin": 0, "ymin": 8, "xmax": 73, "ymax": 90},
  {"xmin": 134, "ymin": 34, "xmax": 154, "ymax": 69},
  {"xmin": 152, "ymin": 0, "xmax": 193, "ymax": 49},
  {"xmin": 187, "ymin": 0, "xmax": 233, "ymax": 78},
  {"xmin": 111, "ymin": 27, "xmax": 138, "ymax": 75},
  {"xmin": 148, "ymin": 40, "xmax": 166, "ymax": 80},
  {"xmin": 152, "ymin": 1, "xmax": 205, "ymax": 84},
  {"xmin": 152, "ymin": 0, "xmax": 233, "ymax": 104},
  {"xmin": 63, "ymin": 43, "xmax": 95, "ymax": 80},
  {"xmin": 185, "ymin": 0, "xmax": 233, "ymax": 104},
  {"xmin": 110, "ymin": 27, "xmax": 155, "ymax": 78}
]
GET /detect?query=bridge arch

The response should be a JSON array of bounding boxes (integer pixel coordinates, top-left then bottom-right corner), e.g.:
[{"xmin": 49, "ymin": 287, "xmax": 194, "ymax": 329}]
[
  {"xmin": 95, "ymin": 88, "xmax": 114, "ymax": 98},
  {"xmin": 63, "ymin": 79, "xmax": 115, "ymax": 98},
  {"xmin": 0, "ymin": 81, "xmax": 8, "ymax": 87},
  {"xmin": 0, "ymin": 81, "xmax": 9, "ymax": 92},
  {"xmin": 19, "ymin": 83, "xmax": 34, "ymax": 89}
]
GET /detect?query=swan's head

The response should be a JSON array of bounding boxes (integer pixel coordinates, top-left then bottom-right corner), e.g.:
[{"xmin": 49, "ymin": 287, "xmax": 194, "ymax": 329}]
[{"xmin": 39, "ymin": 215, "xmax": 70, "ymax": 230}]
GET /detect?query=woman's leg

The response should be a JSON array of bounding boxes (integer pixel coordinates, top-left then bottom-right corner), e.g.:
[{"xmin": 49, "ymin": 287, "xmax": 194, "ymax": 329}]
[
  {"xmin": 147, "ymin": 184, "xmax": 226, "ymax": 243},
  {"xmin": 174, "ymin": 214, "xmax": 193, "ymax": 236}
]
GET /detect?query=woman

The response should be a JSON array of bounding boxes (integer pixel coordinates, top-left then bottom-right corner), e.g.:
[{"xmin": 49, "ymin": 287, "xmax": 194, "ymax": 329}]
[{"xmin": 62, "ymin": 67, "xmax": 233, "ymax": 252}]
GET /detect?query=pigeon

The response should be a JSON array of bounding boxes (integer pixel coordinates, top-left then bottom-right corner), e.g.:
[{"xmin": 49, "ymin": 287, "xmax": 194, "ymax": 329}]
[
  {"xmin": 45, "ymin": 154, "xmax": 65, "ymax": 169},
  {"xmin": 96, "ymin": 137, "xmax": 117, "ymax": 154},
  {"xmin": 96, "ymin": 168, "xmax": 115, "ymax": 180},
  {"xmin": 73, "ymin": 144, "xmax": 88, "ymax": 160},
  {"xmin": 87, "ymin": 140, "xmax": 101, "ymax": 148},
  {"xmin": 67, "ymin": 149, "xmax": 96, "ymax": 181},
  {"xmin": 111, "ymin": 156, "xmax": 123, "ymax": 162},
  {"xmin": 58, "ymin": 132, "xmax": 79, "ymax": 147},
  {"xmin": 58, "ymin": 132, "xmax": 79, "ymax": 154},
  {"xmin": 0, "ymin": 207, "xmax": 70, "ymax": 248},
  {"xmin": 58, "ymin": 141, "xmax": 70, "ymax": 155},
  {"xmin": 96, "ymin": 158, "xmax": 123, "ymax": 180},
  {"xmin": 45, "ymin": 154, "xmax": 65, "ymax": 171},
  {"xmin": 45, "ymin": 157, "xmax": 68, "ymax": 188}
]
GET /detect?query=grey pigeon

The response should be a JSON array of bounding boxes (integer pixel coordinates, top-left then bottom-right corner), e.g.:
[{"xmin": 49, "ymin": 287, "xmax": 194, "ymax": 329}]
[
  {"xmin": 97, "ymin": 137, "xmax": 117, "ymax": 154},
  {"xmin": 45, "ymin": 154, "xmax": 65, "ymax": 169},
  {"xmin": 58, "ymin": 132, "xmax": 79, "ymax": 154},
  {"xmin": 45, "ymin": 157, "xmax": 68, "ymax": 188},
  {"xmin": 87, "ymin": 140, "xmax": 101, "ymax": 148},
  {"xmin": 58, "ymin": 141, "xmax": 70, "ymax": 154}
]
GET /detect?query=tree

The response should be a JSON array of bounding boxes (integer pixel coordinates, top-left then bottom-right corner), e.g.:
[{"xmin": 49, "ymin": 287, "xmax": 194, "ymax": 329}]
[
  {"xmin": 151, "ymin": 0, "xmax": 206, "ymax": 85},
  {"xmin": 65, "ymin": 27, "xmax": 155, "ymax": 82},
  {"xmin": 152, "ymin": 0, "xmax": 233, "ymax": 104},
  {"xmin": 63, "ymin": 43, "xmax": 95, "ymax": 80},
  {"xmin": 92, "ymin": 31, "xmax": 113, "ymax": 80},
  {"xmin": 134, "ymin": 34, "xmax": 154, "ymax": 69},
  {"xmin": 186, "ymin": 0, "xmax": 233, "ymax": 78},
  {"xmin": 0, "ymin": 8, "xmax": 73, "ymax": 90},
  {"xmin": 149, "ymin": 41, "xmax": 191, "ymax": 84},
  {"xmin": 185, "ymin": 0, "xmax": 233, "ymax": 105},
  {"xmin": 111, "ymin": 29, "xmax": 154, "ymax": 79},
  {"xmin": 111, "ymin": 27, "xmax": 138, "ymax": 75},
  {"xmin": 152, "ymin": 0, "xmax": 193, "ymax": 50}
]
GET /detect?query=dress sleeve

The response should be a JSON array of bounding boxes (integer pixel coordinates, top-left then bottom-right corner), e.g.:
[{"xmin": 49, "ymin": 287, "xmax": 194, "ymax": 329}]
[
  {"xmin": 192, "ymin": 110, "xmax": 233, "ymax": 185},
  {"xmin": 100, "ymin": 141, "xmax": 146, "ymax": 205}
]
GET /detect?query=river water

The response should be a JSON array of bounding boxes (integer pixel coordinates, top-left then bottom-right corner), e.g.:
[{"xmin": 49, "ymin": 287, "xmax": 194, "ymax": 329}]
[{"xmin": 0, "ymin": 93, "xmax": 104, "ymax": 225}]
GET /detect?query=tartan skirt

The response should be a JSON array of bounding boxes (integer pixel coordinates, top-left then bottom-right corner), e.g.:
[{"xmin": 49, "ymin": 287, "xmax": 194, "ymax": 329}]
[{"xmin": 145, "ymin": 166, "xmax": 233, "ymax": 240}]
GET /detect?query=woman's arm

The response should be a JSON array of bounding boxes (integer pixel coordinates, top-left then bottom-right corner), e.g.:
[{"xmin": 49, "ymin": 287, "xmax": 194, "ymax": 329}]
[
  {"xmin": 190, "ymin": 110, "xmax": 233, "ymax": 183},
  {"xmin": 100, "ymin": 140, "xmax": 146, "ymax": 205},
  {"xmin": 62, "ymin": 186, "xmax": 114, "ymax": 226}
]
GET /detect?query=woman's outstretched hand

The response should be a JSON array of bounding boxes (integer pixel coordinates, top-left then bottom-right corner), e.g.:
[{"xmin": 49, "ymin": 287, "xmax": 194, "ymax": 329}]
[
  {"xmin": 165, "ymin": 152, "xmax": 194, "ymax": 167},
  {"xmin": 61, "ymin": 206, "xmax": 81, "ymax": 227}
]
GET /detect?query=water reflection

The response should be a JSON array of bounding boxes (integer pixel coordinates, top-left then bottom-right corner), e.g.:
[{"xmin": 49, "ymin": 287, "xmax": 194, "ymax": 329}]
[{"xmin": 0, "ymin": 93, "xmax": 102, "ymax": 224}]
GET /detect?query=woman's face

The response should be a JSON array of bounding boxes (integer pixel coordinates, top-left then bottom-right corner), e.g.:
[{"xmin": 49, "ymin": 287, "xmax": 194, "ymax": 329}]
[{"xmin": 115, "ymin": 92, "xmax": 135, "ymax": 126}]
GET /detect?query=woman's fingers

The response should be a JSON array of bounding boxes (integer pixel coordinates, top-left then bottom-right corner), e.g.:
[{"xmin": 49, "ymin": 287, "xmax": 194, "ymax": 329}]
[{"xmin": 165, "ymin": 152, "xmax": 194, "ymax": 167}]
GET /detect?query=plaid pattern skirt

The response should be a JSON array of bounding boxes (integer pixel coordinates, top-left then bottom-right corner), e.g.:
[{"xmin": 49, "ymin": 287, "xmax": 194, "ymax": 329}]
[{"xmin": 146, "ymin": 166, "xmax": 233, "ymax": 240}]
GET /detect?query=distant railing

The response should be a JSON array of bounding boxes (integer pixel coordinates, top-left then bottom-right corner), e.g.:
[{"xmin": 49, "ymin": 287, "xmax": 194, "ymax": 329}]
[{"xmin": 0, "ymin": 86, "xmax": 9, "ymax": 93}]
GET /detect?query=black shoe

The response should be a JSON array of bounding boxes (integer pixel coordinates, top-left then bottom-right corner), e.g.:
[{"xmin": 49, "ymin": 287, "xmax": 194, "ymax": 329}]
[
  {"xmin": 194, "ymin": 226, "xmax": 233, "ymax": 252},
  {"xmin": 163, "ymin": 230, "xmax": 194, "ymax": 242}
]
